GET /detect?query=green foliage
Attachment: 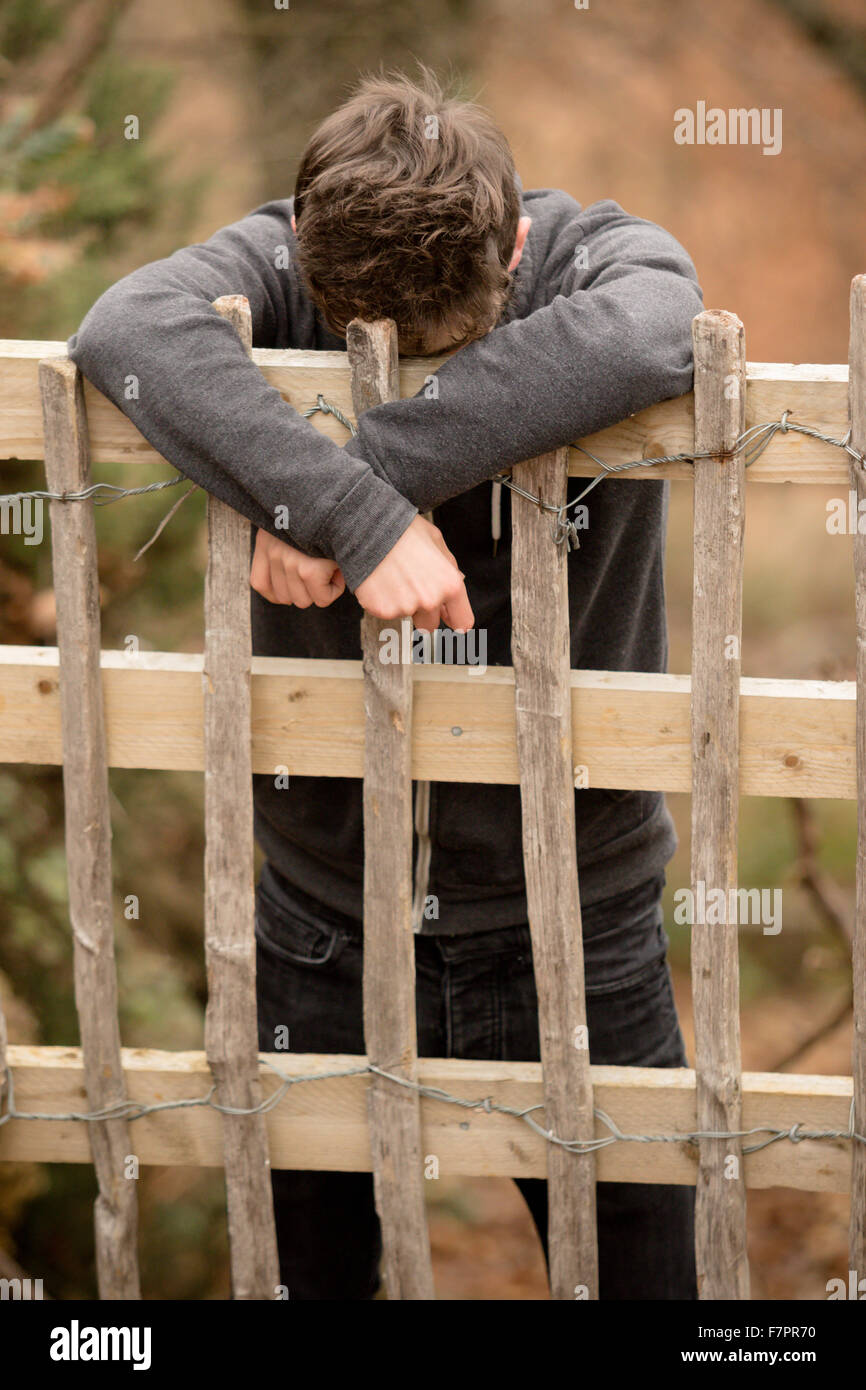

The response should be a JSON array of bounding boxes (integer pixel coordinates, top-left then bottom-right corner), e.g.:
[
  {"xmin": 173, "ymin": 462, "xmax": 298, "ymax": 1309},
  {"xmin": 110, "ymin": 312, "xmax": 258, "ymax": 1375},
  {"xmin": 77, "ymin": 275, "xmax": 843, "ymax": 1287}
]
[
  {"xmin": 0, "ymin": 0, "xmax": 63, "ymax": 63},
  {"xmin": 54, "ymin": 64, "xmax": 175, "ymax": 236},
  {"xmin": 0, "ymin": 1, "xmax": 190, "ymax": 338}
]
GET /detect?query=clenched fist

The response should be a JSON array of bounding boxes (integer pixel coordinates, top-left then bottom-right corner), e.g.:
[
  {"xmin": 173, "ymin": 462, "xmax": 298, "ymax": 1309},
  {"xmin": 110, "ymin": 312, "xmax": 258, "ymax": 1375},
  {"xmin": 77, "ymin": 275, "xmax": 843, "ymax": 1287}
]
[{"xmin": 250, "ymin": 529, "xmax": 346, "ymax": 608}]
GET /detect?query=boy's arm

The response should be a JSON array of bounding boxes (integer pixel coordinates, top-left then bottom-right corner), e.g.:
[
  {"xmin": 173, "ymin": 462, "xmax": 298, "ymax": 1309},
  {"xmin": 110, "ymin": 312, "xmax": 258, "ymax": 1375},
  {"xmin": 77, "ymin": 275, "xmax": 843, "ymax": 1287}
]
[
  {"xmin": 67, "ymin": 207, "xmax": 418, "ymax": 592},
  {"xmin": 341, "ymin": 209, "xmax": 704, "ymax": 512}
]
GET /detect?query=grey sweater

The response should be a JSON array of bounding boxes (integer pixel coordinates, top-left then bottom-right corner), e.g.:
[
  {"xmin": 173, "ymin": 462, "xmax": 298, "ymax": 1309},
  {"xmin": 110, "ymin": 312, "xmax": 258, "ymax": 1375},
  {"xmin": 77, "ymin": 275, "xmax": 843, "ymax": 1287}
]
[{"xmin": 69, "ymin": 185, "xmax": 703, "ymax": 933}]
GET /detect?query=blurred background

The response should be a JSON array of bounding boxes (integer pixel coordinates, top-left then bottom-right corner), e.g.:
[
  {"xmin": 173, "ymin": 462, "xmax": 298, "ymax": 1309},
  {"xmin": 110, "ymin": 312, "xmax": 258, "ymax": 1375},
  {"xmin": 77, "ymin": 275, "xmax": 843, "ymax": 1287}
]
[{"xmin": 1, "ymin": 0, "xmax": 865, "ymax": 1300}]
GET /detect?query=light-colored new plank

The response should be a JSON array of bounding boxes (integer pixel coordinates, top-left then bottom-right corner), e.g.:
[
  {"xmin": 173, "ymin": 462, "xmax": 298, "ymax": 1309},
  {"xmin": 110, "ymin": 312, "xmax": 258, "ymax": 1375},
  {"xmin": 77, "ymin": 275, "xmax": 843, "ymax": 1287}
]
[
  {"xmin": 348, "ymin": 317, "xmax": 434, "ymax": 1302},
  {"xmin": 203, "ymin": 296, "xmax": 279, "ymax": 1301},
  {"xmin": 0, "ymin": 646, "xmax": 856, "ymax": 797},
  {"xmin": 690, "ymin": 310, "xmax": 750, "ymax": 1300},
  {"xmin": 572, "ymin": 360, "xmax": 850, "ymax": 482},
  {"xmin": 511, "ymin": 447, "xmax": 598, "ymax": 1300},
  {"xmin": 0, "ymin": 341, "xmax": 851, "ymax": 482},
  {"xmin": 39, "ymin": 356, "xmax": 140, "ymax": 1300},
  {"xmin": 849, "ymin": 273, "xmax": 866, "ymax": 1279},
  {"xmin": 0, "ymin": 1046, "xmax": 857, "ymax": 1194}
]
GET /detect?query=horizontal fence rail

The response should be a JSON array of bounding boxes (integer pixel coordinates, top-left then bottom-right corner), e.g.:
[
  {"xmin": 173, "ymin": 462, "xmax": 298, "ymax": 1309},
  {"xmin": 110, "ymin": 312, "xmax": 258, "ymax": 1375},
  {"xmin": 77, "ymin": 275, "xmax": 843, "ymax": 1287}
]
[
  {"xmin": 0, "ymin": 1046, "xmax": 857, "ymax": 1194},
  {"xmin": 0, "ymin": 648, "xmax": 855, "ymax": 796},
  {"xmin": 0, "ymin": 342, "xmax": 854, "ymax": 483}
]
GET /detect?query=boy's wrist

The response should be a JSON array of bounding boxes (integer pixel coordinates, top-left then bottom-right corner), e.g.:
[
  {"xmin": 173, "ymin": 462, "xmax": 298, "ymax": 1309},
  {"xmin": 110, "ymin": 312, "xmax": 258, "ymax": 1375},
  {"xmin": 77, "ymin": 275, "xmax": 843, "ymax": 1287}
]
[{"xmin": 318, "ymin": 469, "xmax": 418, "ymax": 591}]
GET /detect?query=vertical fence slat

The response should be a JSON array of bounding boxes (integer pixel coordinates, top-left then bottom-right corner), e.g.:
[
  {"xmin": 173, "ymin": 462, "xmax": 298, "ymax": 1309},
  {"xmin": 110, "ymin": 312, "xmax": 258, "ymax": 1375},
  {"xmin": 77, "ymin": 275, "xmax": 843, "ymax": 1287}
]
[
  {"xmin": 0, "ymin": 994, "xmax": 6, "ymax": 1107},
  {"xmin": 690, "ymin": 309, "xmax": 750, "ymax": 1299},
  {"xmin": 347, "ymin": 317, "xmax": 435, "ymax": 1301},
  {"xmin": 204, "ymin": 295, "xmax": 279, "ymax": 1300},
  {"xmin": 510, "ymin": 447, "xmax": 599, "ymax": 1300},
  {"xmin": 849, "ymin": 274, "xmax": 866, "ymax": 1277},
  {"xmin": 0, "ymin": 983, "xmax": 9, "ymax": 1172},
  {"xmin": 39, "ymin": 357, "xmax": 140, "ymax": 1300}
]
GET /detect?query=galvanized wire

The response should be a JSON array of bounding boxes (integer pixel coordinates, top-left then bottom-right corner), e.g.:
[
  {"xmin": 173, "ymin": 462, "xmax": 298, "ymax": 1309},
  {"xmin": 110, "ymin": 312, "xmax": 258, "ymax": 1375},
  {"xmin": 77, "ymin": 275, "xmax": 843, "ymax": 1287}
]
[
  {"xmin": 496, "ymin": 411, "xmax": 866, "ymax": 551},
  {"xmin": 0, "ymin": 395, "xmax": 356, "ymax": 515},
  {"xmin": 4, "ymin": 411, "xmax": 860, "ymax": 544},
  {"xmin": 1, "ymin": 1058, "xmax": 862, "ymax": 1158}
]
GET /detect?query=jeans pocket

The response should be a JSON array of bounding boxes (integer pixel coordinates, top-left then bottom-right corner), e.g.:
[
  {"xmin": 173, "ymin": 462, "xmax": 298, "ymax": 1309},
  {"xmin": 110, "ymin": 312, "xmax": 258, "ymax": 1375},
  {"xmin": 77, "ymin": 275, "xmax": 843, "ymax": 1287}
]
[
  {"xmin": 581, "ymin": 874, "xmax": 668, "ymax": 992},
  {"xmin": 255, "ymin": 882, "xmax": 350, "ymax": 970},
  {"xmin": 585, "ymin": 954, "xmax": 687, "ymax": 1068},
  {"xmin": 584, "ymin": 946, "xmax": 669, "ymax": 998}
]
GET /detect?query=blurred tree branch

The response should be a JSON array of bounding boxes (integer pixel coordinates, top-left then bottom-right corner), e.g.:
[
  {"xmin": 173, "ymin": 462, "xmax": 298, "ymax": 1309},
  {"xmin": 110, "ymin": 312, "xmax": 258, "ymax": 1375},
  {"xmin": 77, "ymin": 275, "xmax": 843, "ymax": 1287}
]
[
  {"xmin": 768, "ymin": 798, "xmax": 853, "ymax": 1071},
  {"xmin": 789, "ymin": 796, "xmax": 853, "ymax": 950},
  {"xmin": 767, "ymin": 0, "xmax": 866, "ymax": 99},
  {"xmin": 2, "ymin": 0, "xmax": 133, "ymax": 132}
]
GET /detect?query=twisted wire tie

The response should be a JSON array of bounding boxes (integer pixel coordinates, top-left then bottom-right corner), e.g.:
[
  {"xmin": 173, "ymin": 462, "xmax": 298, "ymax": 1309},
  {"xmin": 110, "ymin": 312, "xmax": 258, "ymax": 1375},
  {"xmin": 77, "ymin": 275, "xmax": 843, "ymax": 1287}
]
[
  {"xmin": 494, "ymin": 411, "xmax": 866, "ymax": 552},
  {"xmin": 1, "ymin": 1060, "xmax": 863, "ymax": 1159},
  {"xmin": 0, "ymin": 396, "xmax": 357, "ymax": 515},
  {"xmin": 3, "ymin": 410, "xmax": 862, "ymax": 545}
]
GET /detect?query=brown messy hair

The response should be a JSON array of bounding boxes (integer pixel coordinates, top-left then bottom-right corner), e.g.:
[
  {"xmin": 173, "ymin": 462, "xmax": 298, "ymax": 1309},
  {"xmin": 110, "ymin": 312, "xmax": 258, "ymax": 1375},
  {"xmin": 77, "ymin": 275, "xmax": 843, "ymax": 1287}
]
[{"xmin": 293, "ymin": 69, "xmax": 520, "ymax": 353}]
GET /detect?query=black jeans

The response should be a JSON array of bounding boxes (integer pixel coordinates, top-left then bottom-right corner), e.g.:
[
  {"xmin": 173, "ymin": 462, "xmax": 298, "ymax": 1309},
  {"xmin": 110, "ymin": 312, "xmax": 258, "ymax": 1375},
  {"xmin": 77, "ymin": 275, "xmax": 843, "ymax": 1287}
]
[{"xmin": 254, "ymin": 865, "xmax": 697, "ymax": 1300}]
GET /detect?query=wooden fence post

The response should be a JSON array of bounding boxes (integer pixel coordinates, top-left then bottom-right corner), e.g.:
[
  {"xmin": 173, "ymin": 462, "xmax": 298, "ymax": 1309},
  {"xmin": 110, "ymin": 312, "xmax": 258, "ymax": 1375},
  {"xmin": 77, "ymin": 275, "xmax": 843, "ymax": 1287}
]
[
  {"xmin": 510, "ymin": 446, "xmax": 599, "ymax": 1301},
  {"xmin": 0, "ymin": 991, "xmax": 8, "ymax": 1136},
  {"xmin": 347, "ymin": 317, "xmax": 435, "ymax": 1301},
  {"xmin": 203, "ymin": 295, "xmax": 280, "ymax": 1300},
  {"xmin": 849, "ymin": 273, "xmax": 866, "ymax": 1279},
  {"xmin": 39, "ymin": 357, "xmax": 140, "ymax": 1299},
  {"xmin": 690, "ymin": 309, "xmax": 750, "ymax": 1299}
]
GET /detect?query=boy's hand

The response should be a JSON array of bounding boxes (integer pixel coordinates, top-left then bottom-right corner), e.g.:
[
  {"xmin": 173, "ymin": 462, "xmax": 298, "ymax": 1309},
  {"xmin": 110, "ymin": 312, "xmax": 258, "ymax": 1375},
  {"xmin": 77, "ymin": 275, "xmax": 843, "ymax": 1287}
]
[
  {"xmin": 355, "ymin": 514, "xmax": 474, "ymax": 633},
  {"xmin": 251, "ymin": 529, "xmax": 346, "ymax": 608}
]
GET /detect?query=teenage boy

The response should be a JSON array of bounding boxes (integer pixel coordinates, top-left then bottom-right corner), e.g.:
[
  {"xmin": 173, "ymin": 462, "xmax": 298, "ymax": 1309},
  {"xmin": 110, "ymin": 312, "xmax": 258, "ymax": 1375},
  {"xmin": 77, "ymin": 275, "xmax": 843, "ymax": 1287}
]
[{"xmin": 70, "ymin": 70, "xmax": 703, "ymax": 1300}]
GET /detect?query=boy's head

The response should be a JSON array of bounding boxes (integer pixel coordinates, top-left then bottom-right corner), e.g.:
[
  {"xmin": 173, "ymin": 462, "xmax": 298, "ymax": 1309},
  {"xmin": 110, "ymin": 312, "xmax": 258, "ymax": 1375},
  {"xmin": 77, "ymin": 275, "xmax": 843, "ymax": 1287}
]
[{"xmin": 292, "ymin": 69, "xmax": 527, "ymax": 355}]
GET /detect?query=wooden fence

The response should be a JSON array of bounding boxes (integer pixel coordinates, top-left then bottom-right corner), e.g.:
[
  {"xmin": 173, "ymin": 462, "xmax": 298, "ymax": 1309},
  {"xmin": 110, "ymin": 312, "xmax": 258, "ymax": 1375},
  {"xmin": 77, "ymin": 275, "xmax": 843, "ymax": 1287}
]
[{"xmin": 0, "ymin": 280, "xmax": 865, "ymax": 1300}]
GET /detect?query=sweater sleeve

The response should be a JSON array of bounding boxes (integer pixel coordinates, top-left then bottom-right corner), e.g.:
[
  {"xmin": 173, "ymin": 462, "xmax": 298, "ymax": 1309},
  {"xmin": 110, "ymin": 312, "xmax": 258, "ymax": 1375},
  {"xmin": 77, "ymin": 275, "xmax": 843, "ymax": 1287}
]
[
  {"xmin": 67, "ymin": 205, "xmax": 417, "ymax": 591},
  {"xmin": 341, "ymin": 206, "xmax": 704, "ymax": 514}
]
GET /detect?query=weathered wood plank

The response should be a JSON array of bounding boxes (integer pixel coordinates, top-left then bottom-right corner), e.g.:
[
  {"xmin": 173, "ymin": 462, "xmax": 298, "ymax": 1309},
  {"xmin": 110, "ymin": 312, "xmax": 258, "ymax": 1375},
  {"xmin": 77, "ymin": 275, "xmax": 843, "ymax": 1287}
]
[
  {"xmin": 39, "ymin": 356, "xmax": 140, "ymax": 1300},
  {"xmin": 849, "ymin": 273, "xmax": 866, "ymax": 1280},
  {"xmin": 690, "ymin": 309, "xmax": 750, "ymax": 1300},
  {"xmin": 0, "ymin": 989, "xmax": 8, "ymax": 1145},
  {"xmin": 0, "ymin": 646, "xmax": 857, "ymax": 796},
  {"xmin": 203, "ymin": 295, "xmax": 279, "ymax": 1301},
  {"xmin": 0, "ymin": 341, "xmax": 852, "ymax": 482},
  {"xmin": 347, "ymin": 317, "xmax": 434, "ymax": 1302},
  {"xmin": 2, "ymin": 1047, "xmax": 857, "ymax": 1194},
  {"xmin": 511, "ymin": 447, "xmax": 598, "ymax": 1300}
]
